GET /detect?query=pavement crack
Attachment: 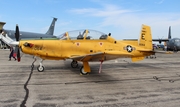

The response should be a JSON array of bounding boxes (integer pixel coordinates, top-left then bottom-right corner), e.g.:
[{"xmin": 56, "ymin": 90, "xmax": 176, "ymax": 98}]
[{"xmin": 20, "ymin": 58, "xmax": 36, "ymax": 107}]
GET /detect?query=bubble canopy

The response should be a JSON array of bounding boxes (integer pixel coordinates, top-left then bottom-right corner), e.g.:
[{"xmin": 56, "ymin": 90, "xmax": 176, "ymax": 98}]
[{"xmin": 57, "ymin": 29, "xmax": 108, "ymax": 40}]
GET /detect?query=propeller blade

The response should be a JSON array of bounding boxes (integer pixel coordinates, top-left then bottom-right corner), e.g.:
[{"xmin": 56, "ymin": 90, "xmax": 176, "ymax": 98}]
[
  {"xmin": 15, "ymin": 24, "xmax": 21, "ymax": 62},
  {"xmin": 15, "ymin": 24, "xmax": 20, "ymax": 41}
]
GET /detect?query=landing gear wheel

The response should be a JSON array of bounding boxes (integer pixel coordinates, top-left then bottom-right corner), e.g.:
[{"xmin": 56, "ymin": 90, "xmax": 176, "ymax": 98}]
[
  {"xmin": 80, "ymin": 66, "xmax": 89, "ymax": 75},
  {"xmin": 37, "ymin": 65, "xmax": 45, "ymax": 72},
  {"xmin": 71, "ymin": 60, "xmax": 78, "ymax": 68}
]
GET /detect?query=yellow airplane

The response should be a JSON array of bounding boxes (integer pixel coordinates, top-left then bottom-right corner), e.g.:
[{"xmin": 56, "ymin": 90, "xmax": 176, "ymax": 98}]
[{"xmin": 10, "ymin": 24, "xmax": 165, "ymax": 75}]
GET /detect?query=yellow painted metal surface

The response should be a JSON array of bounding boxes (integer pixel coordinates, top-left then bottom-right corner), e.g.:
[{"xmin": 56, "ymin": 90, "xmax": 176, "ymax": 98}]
[
  {"xmin": 0, "ymin": 22, "xmax": 6, "ymax": 30},
  {"xmin": 83, "ymin": 62, "xmax": 91, "ymax": 72},
  {"xmin": 19, "ymin": 25, "xmax": 153, "ymax": 61},
  {"xmin": 19, "ymin": 25, "xmax": 155, "ymax": 72}
]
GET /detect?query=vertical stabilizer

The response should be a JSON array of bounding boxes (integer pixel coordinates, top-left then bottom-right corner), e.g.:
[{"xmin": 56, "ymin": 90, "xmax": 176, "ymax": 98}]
[
  {"xmin": 0, "ymin": 22, "xmax": 6, "ymax": 30},
  {"xmin": 168, "ymin": 26, "xmax": 171, "ymax": 39},
  {"xmin": 138, "ymin": 24, "xmax": 152, "ymax": 50},
  {"xmin": 45, "ymin": 17, "xmax": 57, "ymax": 35}
]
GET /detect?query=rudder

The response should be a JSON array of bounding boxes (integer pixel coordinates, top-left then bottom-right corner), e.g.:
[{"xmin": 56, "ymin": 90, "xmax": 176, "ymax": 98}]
[
  {"xmin": 168, "ymin": 26, "xmax": 171, "ymax": 39},
  {"xmin": 45, "ymin": 17, "xmax": 57, "ymax": 35},
  {"xmin": 138, "ymin": 24, "xmax": 152, "ymax": 50}
]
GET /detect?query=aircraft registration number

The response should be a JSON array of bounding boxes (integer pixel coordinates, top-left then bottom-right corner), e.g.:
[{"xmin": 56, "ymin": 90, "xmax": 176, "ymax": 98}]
[
  {"xmin": 139, "ymin": 43, "xmax": 145, "ymax": 46},
  {"xmin": 34, "ymin": 45, "xmax": 43, "ymax": 50}
]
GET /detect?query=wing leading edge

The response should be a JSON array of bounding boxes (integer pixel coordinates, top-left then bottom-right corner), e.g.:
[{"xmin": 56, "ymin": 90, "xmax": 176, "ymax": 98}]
[{"xmin": 70, "ymin": 51, "xmax": 133, "ymax": 62}]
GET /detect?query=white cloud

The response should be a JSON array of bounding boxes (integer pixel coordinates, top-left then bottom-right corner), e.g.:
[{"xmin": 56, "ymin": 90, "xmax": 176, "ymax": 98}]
[
  {"xmin": 70, "ymin": 8, "xmax": 96, "ymax": 14},
  {"xmin": 70, "ymin": 4, "xmax": 134, "ymax": 17},
  {"xmin": 155, "ymin": 0, "xmax": 164, "ymax": 4},
  {"xmin": 68, "ymin": 3, "xmax": 180, "ymax": 39}
]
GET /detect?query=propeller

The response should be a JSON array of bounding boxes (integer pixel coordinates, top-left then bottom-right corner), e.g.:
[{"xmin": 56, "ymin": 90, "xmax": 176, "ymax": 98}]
[
  {"xmin": 159, "ymin": 40, "xmax": 162, "ymax": 44},
  {"xmin": 15, "ymin": 24, "xmax": 21, "ymax": 62},
  {"xmin": 158, "ymin": 36, "xmax": 164, "ymax": 44}
]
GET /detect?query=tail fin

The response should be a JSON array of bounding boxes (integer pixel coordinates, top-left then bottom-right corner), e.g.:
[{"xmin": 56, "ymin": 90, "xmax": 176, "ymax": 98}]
[
  {"xmin": 168, "ymin": 26, "xmax": 171, "ymax": 39},
  {"xmin": 0, "ymin": 22, "xmax": 6, "ymax": 30},
  {"xmin": 138, "ymin": 24, "xmax": 152, "ymax": 50},
  {"xmin": 45, "ymin": 17, "xmax": 57, "ymax": 35}
]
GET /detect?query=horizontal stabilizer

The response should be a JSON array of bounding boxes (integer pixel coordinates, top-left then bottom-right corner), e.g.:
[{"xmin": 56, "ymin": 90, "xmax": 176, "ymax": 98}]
[
  {"xmin": 153, "ymin": 50, "xmax": 172, "ymax": 54},
  {"xmin": 123, "ymin": 39, "xmax": 138, "ymax": 41},
  {"xmin": 137, "ymin": 49, "xmax": 152, "ymax": 52},
  {"xmin": 131, "ymin": 56, "xmax": 144, "ymax": 62},
  {"xmin": 137, "ymin": 49, "xmax": 172, "ymax": 54}
]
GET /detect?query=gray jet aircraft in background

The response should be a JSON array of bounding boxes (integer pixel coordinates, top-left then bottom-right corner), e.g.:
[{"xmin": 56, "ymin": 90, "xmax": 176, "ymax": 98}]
[
  {"xmin": 0, "ymin": 18, "xmax": 57, "ymax": 49},
  {"xmin": 0, "ymin": 18, "xmax": 57, "ymax": 39},
  {"xmin": 153, "ymin": 26, "xmax": 180, "ymax": 51}
]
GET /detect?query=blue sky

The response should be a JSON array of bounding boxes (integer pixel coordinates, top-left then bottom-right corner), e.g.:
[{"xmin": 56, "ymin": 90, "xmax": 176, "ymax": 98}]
[{"xmin": 0, "ymin": 0, "xmax": 180, "ymax": 39}]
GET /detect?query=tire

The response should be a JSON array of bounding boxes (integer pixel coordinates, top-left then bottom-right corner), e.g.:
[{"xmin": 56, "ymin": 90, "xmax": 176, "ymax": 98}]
[
  {"xmin": 80, "ymin": 66, "xmax": 89, "ymax": 75},
  {"xmin": 71, "ymin": 61, "xmax": 78, "ymax": 68},
  {"xmin": 37, "ymin": 65, "xmax": 45, "ymax": 72}
]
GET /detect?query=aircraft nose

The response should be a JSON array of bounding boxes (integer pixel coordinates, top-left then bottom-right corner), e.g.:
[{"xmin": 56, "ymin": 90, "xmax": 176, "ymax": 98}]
[
  {"xmin": 175, "ymin": 43, "xmax": 180, "ymax": 50},
  {"xmin": 176, "ymin": 43, "xmax": 180, "ymax": 46}
]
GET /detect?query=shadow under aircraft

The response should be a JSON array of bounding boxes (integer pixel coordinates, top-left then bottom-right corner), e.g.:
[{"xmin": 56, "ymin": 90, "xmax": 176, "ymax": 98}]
[{"xmin": 153, "ymin": 26, "xmax": 180, "ymax": 51}]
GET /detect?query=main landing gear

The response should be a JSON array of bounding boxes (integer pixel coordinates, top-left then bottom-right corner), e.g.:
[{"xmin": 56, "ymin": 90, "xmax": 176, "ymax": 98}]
[
  {"xmin": 80, "ymin": 66, "xmax": 89, "ymax": 75},
  {"xmin": 71, "ymin": 60, "xmax": 89, "ymax": 75},
  {"xmin": 70, "ymin": 60, "xmax": 104, "ymax": 75},
  {"xmin": 71, "ymin": 60, "xmax": 78, "ymax": 68}
]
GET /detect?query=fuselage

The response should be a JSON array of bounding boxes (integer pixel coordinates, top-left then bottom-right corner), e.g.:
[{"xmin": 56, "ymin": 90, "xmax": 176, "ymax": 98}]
[
  {"xmin": 166, "ymin": 38, "xmax": 180, "ymax": 51},
  {"xmin": 19, "ymin": 26, "xmax": 154, "ymax": 62},
  {"xmin": 4, "ymin": 30, "xmax": 56, "ymax": 40},
  {"xmin": 20, "ymin": 39, "xmax": 153, "ymax": 61}
]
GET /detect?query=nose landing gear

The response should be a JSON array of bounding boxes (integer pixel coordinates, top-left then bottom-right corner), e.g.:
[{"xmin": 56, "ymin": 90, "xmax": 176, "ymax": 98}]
[{"xmin": 37, "ymin": 59, "xmax": 44, "ymax": 72}]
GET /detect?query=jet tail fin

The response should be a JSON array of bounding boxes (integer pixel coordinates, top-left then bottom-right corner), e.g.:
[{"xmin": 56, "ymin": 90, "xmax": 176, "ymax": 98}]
[
  {"xmin": 168, "ymin": 26, "xmax": 171, "ymax": 39},
  {"xmin": 138, "ymin": 24, "xmax": 153, "ymax": 50},
  {"xmin": 45, "ymin": 17, "xmax": 57, "ymax": 35}
]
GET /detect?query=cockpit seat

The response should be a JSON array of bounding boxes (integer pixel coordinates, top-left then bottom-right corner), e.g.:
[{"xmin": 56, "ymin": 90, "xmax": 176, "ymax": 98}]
[
  {"xmin": 86, "ymin": 36, "xmax": 91, "ymax": 39},
  {"xmin": 77, "ymin": 35, "xmax": 83, "ymax": 39},
  {"xmin": 99, "ymin": 34, "xmax": 107, "ymax": 39}
]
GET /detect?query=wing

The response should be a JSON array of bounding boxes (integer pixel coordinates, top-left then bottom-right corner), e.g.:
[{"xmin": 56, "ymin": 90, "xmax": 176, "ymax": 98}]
[
  {"xmin": 104, "ymin": 51, "xmax": 133, "ymax": 56},
  {"xmin": 152, "ymin": 39, "xmax": 169, "ymax": 42},
  {"xmin": 69, "ymin": 51, "xmax": 133, "ymax": 61},
  {"xmin": 70, "ymin": 52, "xmax": 104, "ymax": 61}
]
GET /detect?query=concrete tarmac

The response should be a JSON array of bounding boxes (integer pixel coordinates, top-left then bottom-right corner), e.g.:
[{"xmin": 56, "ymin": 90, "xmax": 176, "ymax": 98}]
[{"xmin": 0, "ymin": 49, "xmax": 180, "ymax": 107}]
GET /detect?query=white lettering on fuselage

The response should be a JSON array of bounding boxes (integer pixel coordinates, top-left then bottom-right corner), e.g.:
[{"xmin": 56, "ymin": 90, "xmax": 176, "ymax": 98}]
[{"xmin": 34, "ymin": 45, "xmax": 43, "ymax": 50}]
